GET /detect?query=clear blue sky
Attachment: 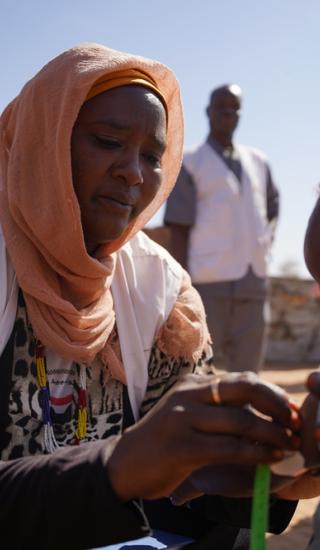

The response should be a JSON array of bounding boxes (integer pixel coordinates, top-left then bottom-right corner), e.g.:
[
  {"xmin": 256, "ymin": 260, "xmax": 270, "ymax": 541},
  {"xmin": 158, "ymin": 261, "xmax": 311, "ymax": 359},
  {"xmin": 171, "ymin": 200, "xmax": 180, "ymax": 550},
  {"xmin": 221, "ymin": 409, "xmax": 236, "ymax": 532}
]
[{"xmin": 2, "ymin": 0, "xmax": 320, "ymax": 278}]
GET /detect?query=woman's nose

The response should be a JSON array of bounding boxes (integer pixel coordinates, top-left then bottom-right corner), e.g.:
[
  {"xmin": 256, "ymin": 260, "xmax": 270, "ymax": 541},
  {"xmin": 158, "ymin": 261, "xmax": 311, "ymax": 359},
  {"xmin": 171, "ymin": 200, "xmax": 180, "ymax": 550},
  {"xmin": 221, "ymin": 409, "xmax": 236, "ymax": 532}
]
[{"xmin": 112, "ymin": 153, "xmax": 143, "ymax": 186}]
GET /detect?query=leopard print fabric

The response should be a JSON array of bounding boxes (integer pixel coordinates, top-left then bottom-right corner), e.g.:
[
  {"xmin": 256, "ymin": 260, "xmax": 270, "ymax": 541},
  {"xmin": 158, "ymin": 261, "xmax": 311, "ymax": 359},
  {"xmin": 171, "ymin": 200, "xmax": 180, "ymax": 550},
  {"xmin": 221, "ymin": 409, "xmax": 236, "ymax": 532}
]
[{"xmin": 0, "ymin": 292, "xmax": 214, "ymax": 460}]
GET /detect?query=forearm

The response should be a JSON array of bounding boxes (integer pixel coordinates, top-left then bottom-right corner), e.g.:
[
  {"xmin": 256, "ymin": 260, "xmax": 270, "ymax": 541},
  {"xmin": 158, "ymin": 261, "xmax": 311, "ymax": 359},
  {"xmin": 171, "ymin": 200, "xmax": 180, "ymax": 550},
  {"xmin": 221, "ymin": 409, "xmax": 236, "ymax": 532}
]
[
  {"xmin": 0, "ymin": 438, "xmax": 149, "ymax": 550},
  {"xmin": 167, "ymin": 223, "xmax": 190, "ymax": 269}
]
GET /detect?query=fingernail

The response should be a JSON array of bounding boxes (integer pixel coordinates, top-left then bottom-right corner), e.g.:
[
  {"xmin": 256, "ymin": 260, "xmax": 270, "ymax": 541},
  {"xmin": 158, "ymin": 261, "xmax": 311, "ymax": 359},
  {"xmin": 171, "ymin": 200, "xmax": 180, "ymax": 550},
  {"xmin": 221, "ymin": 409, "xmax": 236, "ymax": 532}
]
[
  {"xmin": 290, "ymin": 410, "xmax": 301, "ymax": 430},
  {"xmin": 289, "ymin": 400, "xmax": 300, "ymax": 412}
]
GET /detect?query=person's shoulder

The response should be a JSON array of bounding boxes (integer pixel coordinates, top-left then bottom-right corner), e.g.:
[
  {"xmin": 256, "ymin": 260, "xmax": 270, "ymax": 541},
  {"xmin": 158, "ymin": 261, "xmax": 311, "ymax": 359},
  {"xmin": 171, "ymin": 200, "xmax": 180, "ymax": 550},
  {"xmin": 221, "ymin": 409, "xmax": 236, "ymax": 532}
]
[
  {"xmin": 129, "ymin": 231, "xmax": 181, "ymax": 268},
  {"xmin": 120, "ymin": 231, "xmax": 182, "ymax": 276},
  {"xmin": 122, "ymin": 230, "xmax": 166, "ymax": 257},
  {"xmin": 183, "ymin": 141, "xmax": 208, "ymax": 161},
  {"xmin": 183, "ymin": 141, "xmax": 210, "ymax": 175},
  {"xmin": 238, "ymin": 143, "xmax": 269, "ymax": 163}
]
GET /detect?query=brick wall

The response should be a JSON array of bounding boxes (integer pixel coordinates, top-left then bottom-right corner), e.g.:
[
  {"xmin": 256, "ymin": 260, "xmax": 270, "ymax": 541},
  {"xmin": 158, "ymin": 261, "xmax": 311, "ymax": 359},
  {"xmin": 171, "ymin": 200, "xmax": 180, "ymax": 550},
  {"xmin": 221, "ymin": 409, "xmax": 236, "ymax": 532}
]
[{"xmin": 267, "ymin": 277, "xmax": 320, "ymax": 363}]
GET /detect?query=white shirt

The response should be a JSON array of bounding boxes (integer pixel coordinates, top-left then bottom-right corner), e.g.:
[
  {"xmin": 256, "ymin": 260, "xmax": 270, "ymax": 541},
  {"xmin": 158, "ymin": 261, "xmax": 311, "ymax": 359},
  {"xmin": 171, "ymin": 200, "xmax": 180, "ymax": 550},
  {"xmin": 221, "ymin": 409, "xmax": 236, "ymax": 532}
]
[{"xmin": 0, "ymin": 228, "xmax": 182, "ymax": 419}]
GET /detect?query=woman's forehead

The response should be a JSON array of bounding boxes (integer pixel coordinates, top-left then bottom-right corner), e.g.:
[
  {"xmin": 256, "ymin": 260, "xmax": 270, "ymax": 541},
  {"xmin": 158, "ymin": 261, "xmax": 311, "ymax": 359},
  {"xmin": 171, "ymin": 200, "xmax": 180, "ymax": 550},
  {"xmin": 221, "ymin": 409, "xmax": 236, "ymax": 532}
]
[
  {"xmin": 84, "ymin": 84, "xmax": 166, "ymax": 114},
  {"xmin": 77, "ymin": 85, "xmax": 167, "ymax": 135}
]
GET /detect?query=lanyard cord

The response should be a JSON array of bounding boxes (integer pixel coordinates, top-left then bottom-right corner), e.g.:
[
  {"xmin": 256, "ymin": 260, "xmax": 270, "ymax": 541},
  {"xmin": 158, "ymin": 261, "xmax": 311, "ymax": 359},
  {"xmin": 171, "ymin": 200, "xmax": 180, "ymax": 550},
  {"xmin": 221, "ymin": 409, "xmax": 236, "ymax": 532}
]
[{"xmin": 250, "ymin": 464, "xmax": 271, "ymax": 550}]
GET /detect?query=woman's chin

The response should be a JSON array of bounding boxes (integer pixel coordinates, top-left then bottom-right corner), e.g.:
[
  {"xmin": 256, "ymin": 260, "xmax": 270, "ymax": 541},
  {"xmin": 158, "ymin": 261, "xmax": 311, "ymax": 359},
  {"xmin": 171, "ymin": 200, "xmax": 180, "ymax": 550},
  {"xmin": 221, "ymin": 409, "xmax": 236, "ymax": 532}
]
[{"xmin": 85, "ymin": 227, "xmax": 130, "ymax": 254}]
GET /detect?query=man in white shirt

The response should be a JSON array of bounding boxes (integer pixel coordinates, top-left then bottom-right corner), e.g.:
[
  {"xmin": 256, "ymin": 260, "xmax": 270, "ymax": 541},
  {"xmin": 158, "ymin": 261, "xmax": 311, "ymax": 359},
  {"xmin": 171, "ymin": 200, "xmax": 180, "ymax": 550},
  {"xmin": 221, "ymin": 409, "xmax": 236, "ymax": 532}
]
[{"xmin": 165, "ymin": 84, "xmax": 279, "ymax": 372}]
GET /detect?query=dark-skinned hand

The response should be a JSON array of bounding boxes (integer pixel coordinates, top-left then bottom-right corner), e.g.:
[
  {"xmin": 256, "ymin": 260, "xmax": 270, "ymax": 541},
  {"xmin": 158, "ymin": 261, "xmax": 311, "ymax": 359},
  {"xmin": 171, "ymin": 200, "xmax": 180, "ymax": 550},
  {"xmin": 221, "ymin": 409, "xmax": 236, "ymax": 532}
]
[
  {"xmin": 107, "ymin": 372, "xmax": 299, "ymax": 502},
  {"xmin": 273, "ymin": 371, "xmax": 320, "ymax": 500}
]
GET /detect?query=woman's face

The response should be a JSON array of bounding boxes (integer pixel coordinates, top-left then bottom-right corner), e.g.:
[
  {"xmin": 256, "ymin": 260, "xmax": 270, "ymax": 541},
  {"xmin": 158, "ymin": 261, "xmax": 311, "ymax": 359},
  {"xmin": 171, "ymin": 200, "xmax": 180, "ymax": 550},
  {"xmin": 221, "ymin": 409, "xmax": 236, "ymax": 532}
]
[{"xmin": 71, "ymin": 85, "xmax": 167, "ymax": 254}]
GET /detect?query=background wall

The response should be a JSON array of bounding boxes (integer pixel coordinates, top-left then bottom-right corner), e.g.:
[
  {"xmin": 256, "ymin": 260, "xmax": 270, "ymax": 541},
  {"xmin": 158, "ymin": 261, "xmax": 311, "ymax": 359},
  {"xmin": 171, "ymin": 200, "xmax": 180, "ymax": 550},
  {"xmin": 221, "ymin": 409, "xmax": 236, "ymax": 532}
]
[
  {"xmin": 268, "ymin": 276, "xmax": 320, "ymax": 363},
  {"xmin": 145, "ymin": 226, "xmax": 320, "ymax": 363}
]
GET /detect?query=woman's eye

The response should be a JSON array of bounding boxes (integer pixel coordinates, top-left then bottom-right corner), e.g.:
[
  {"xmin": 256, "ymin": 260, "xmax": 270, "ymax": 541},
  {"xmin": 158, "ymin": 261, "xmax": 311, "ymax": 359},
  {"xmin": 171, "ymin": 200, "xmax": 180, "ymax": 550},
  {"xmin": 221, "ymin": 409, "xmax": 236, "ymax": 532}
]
[
  {"xmin": 95, "ymin": 136, "xmax": 120, "ymax": 148},
  {"xmin": 144, "ymin": 153, "xmax": 161, "ymax": 168}
]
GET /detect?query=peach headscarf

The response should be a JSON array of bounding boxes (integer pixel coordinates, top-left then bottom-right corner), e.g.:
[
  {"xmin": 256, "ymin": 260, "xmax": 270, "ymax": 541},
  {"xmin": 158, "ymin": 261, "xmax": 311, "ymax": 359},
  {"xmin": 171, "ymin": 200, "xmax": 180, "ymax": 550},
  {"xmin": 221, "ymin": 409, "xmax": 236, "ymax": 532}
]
[{"xmin": 0, "ymin": 43, "xmax": 184, "ymax": 365}]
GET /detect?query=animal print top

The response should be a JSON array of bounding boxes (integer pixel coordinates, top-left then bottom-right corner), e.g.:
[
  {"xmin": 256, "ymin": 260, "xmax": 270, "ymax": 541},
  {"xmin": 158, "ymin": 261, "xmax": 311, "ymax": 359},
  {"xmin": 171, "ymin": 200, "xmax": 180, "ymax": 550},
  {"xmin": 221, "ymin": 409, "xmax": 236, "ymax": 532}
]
[{"xmin": 0, "ymin": 292, "xmax": 214, "ymax": 460}]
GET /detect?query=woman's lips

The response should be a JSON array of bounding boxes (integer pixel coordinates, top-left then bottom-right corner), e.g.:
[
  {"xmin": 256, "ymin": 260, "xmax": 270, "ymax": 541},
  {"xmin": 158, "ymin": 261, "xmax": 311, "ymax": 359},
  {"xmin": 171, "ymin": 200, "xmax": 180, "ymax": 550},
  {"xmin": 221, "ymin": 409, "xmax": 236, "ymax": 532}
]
[{"xmin": 96, "ymin": 195, "xmax": 134, "ymax": 214}]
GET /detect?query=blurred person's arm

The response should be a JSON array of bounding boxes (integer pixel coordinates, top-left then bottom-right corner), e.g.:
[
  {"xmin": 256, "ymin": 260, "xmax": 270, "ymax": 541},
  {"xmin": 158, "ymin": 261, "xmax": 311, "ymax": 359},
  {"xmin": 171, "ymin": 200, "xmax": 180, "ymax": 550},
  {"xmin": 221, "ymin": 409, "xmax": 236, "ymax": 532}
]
[
  {"xmin": 164, "ymin": 165, "xmax": 196, "ymax": 270},
  {"xmin": 266, "ymin": 166, "xmax": 280, "ymax": 242},
  {"xmin": 167, "ymin": 224, "xmax": 190, "ymax": 269},
  {"xmin": 304, "ymin": 196, "xmax": 320, "ymax": 282}
]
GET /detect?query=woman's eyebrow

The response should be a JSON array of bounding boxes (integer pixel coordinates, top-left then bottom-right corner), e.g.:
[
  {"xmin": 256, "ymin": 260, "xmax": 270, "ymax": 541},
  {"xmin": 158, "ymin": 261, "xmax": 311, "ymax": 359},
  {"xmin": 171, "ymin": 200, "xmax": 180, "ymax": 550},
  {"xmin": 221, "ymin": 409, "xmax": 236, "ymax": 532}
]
[
  {"xmin": 93, "ymin": 118, "xmax": 130, "ymax": 130},
  {"xmin": 92, "ymin": 119, "xmax": 167, "ymax": 151}
]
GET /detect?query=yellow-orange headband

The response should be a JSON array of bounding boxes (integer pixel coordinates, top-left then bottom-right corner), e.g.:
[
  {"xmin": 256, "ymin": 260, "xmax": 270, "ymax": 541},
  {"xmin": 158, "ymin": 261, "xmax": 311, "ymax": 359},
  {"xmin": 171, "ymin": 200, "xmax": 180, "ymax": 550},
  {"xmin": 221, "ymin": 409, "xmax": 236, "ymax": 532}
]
[{"xmin": 85, "ymin": 69, "xmax": 167, "ymax": 115}]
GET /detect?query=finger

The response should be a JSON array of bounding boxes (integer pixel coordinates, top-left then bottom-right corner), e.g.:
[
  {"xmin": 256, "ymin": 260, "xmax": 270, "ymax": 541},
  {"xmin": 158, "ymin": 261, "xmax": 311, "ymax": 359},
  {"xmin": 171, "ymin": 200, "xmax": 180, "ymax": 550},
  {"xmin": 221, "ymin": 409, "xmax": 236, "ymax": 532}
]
[
  {"xmin": 190, "ymin": 464, "xmax": 256, "ymax": 498},
  {"xmin": 170, "ymin": 479, "xmax": 203, "ymax": 506},
  {"xmin": 220, "ymin": 373, "xmax": 290, "ymax": 420},
  {"xmin": 189, "ymin": 432, "xmax": 284, "ymax": 466},
  {"xmin": 188, "ymin": 403, "xmax": 294, "ymax": 450},
  {"xmin": 191, "ymin": 372, "xmax": 297, "ymax": 429}
]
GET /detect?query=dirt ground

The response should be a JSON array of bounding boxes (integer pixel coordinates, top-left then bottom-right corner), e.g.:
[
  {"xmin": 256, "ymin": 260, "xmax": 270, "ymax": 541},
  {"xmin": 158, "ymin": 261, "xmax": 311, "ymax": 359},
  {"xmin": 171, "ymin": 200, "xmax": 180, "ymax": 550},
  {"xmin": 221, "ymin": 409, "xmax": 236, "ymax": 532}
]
[{"xmin": 261, "ymin": 363, "xmax": 319, "ymax": 550}]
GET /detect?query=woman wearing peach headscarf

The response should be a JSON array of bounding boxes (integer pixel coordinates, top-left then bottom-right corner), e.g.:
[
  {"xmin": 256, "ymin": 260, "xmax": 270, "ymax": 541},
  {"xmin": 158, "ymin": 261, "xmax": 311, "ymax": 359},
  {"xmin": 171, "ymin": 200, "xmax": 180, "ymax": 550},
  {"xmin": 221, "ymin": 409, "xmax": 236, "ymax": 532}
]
[{"xmin": 0, "ymin": 43, "xmax": 311, "ymax": 549}]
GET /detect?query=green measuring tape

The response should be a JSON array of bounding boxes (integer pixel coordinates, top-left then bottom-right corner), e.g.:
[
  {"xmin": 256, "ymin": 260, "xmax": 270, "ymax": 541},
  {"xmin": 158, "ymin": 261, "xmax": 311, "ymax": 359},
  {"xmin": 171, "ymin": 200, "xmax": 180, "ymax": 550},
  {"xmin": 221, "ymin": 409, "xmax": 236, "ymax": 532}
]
[{"xmin": 250, "ymin": 464, "xmax": 271, "ymax": 550}]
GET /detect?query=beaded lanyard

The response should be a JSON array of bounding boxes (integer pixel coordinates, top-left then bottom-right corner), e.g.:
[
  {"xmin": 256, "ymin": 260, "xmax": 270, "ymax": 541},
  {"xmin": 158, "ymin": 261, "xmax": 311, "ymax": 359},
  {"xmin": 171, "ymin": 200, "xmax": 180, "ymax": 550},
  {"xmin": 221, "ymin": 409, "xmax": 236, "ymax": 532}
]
[{"xmin": 35, "ymin": 340, "xmax": 88, "ymax": 453}]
